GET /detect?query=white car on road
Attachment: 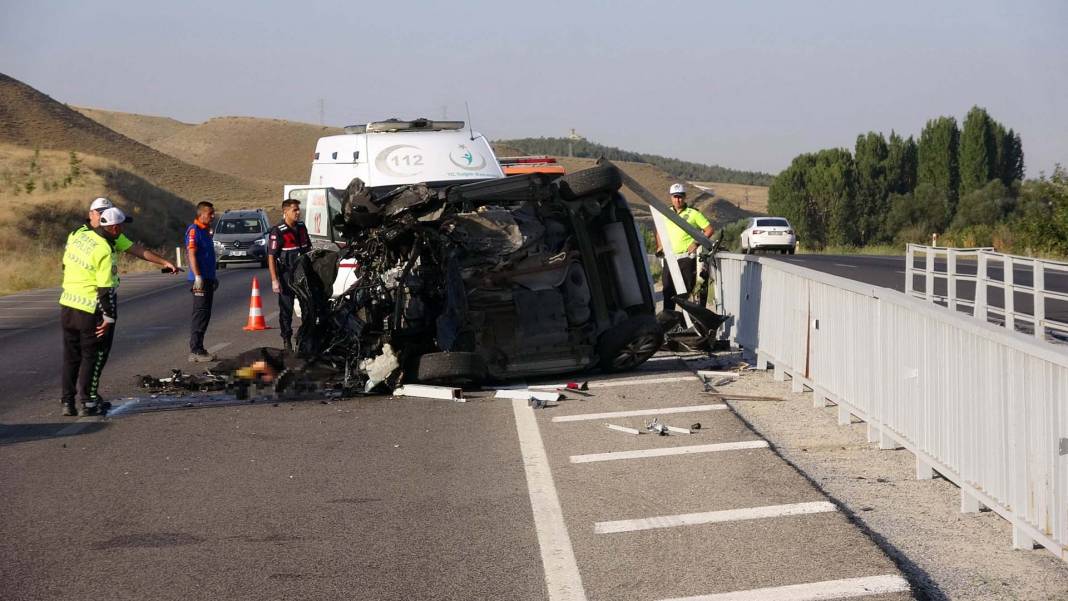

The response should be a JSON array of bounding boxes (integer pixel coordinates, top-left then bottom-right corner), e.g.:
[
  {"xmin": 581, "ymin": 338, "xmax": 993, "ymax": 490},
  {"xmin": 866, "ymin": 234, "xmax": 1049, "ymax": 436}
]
[{"xmin": 741, "ymin": 217, "xmax": 797, "ymax": 254}]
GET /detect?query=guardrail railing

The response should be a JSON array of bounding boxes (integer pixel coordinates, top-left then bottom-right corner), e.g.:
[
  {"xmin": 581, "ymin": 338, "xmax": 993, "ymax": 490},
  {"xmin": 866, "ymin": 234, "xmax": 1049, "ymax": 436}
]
[
  {"xmin": 906, "ymin": 244, "xmax": 1068, "ymax": 342},
  {"xmin": 714, "ymin": 253, "xmax": 1068, "ymax": 563}
]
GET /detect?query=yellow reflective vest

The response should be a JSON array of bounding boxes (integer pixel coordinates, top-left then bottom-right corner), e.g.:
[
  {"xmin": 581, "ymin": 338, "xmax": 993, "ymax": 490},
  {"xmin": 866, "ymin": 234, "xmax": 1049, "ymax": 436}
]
[{"xmin": 59, "ymin": 227, "xmax": 118, "ymax": 314}]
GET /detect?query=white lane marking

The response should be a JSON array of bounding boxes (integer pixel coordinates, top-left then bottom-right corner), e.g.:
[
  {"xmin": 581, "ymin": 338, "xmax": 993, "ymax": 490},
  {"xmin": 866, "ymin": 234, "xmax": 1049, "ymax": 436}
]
[
  {"xmin": 833, "ymin": 263, "xmax": 859, "ymax": 268},
  {"xmin": 207, "ymin": 342, "xmax": 232, "ymax": 354},
  {"xmin": 553, "ymin": 404, "xmax": 727, "ymax": 423},
  {"xmin": 570, "ymin": 440, "xmax": 768, "ymax": 464},
  {"xmin": 895, "ymin": 270, "xmax": 907, "ymax": 275},
  {"xmin": 511, "ymin": 398, "xmax": 588, "ymax": 601},
  {"xmin": 530, "ymin": 375, "xmax": 699, "ymax": 390},
  {"xmin": 656, "ymin": 574, "xmax": 910, "ymax": 601},
  {"xmin": 594, "ymin": 501, "xmax": 837, "ymax": 534}
]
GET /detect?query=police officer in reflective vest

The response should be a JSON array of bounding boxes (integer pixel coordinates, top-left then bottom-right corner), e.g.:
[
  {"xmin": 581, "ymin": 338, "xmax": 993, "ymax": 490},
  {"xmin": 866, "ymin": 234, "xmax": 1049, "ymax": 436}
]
[
  {"xmin": 59, "ymin": 207, "xmax": 129, "ymax": 416},
  {"xmin": 186, "ymin": 201, "xmax": 219, "ymax": 362},
  {"xmin": 655, "ymin": 183, "xmax": 714, "ymax": 311},
  {"xmin": 268, "ymin": 198, "xmax": 312, "ymax": 352}
]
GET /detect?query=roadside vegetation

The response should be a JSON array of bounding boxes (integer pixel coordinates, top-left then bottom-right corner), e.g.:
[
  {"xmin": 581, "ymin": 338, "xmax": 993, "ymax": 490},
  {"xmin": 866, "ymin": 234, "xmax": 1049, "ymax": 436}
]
[
  {"xmin": 0, "ymin": 144, "xmax": 193, "ymax": 295},
  {"xmin": 768, "ymin": 106, "xmax": 1068, "ymax": 259}
]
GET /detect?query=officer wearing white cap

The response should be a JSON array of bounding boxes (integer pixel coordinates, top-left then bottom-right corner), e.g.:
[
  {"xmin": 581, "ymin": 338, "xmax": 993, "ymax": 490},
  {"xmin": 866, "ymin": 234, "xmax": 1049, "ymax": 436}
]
[
  {"xmin": 654, "ymin": 183, "xmax": 714, "ymax": 311},
  {"xmin": 79, "ymin": 197, "xmax": 179, "ymax": 274},
  {"xmin": 59, "ymin": 207, "xmax": 128, "ymax": 416}
]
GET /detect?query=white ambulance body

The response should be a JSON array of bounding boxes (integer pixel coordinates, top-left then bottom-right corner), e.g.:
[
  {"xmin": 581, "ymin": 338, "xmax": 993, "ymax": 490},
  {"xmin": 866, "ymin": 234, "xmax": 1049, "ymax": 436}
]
[{"xmin": 284, "ymin": 119, "xmax": 505, "ymax": 306}]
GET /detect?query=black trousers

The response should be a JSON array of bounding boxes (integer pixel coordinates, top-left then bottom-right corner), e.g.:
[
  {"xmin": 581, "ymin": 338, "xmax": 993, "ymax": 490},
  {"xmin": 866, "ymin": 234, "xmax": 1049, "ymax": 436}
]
[
  {"xmin": 61, "ymin": 306, "xmax": 114, "ymax": 405},
  {"xmin": 662, "ymin": 257, "xmax": 698, "ymax": 312},
  {"xmin": 278, "ymin": 278, "xmax": 296, "ymax": 340},
  {"xmin": 190, "ymin": 279, "xmax": 217, "ymax": 353}
]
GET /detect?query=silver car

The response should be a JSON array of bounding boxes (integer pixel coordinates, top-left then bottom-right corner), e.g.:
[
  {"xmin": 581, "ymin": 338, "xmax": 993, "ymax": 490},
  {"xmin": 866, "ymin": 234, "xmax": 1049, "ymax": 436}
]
[{"xmin": 213, "ymin": 209, "xmax": 270, "ymax": 268}]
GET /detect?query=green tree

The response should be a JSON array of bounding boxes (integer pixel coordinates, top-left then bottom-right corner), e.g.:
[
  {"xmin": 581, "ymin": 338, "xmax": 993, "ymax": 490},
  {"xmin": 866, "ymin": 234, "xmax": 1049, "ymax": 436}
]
[
  {"xmin": 768, "ymin": 153, "xmax": 819, "ymax": 244},
  {"xmin": 1000, "ymin": 129, "xmax": 1024, "ymax": 184},
  {"xmin": 951, "ymin": 179, "xmax": 1015, "ymax": 230},
  {"xmin": 959, "ymin": 106, "xmax": 998, "ymax": 197},
  {"xmin": 885, "ymin": 131, "xmax": 918, "ymax": 196},
  {"xmin": 883, "ymin": 183, "xmax": 949, "ymax": 244},
  {"xmin": 807, "ymin": 148, "xmax": 858, "ymax": 247},
  {"xmin": 854, "ymin": 132, "xmax": 889, "ymax": 244},
  {"xmin": 917, "ymin": 116, "xmax": 960, "ymax": 215}
]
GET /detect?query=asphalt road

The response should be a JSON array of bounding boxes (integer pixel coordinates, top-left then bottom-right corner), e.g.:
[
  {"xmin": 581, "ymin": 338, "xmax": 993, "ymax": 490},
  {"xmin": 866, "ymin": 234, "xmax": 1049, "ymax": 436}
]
[
  {"xmin": 759, "ymin": 253, "xmax": 1068, "ymax": 332},
  {"xmin": 0, "ymin": 265, "xmax": 915, "ymax": 600}
]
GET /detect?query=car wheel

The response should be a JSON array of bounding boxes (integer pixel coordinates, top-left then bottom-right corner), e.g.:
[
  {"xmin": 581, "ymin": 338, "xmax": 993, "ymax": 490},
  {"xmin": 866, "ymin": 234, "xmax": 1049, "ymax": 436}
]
[
  {"xmin": 217, "ymin": 262, "xmax": 227, "ymax": 269},
  {"xmin": 788, "ymin": 248, "xmax": 796, "ymax": 255},
  {"xmin": 597, "ymin": 315, "xmax": 664, "ymax": 373},
  {"xmin": 556, "ymin": 163, "xmax": 623, "ymax": 200},
  {"xmin": 415, "ymin": 352, "xmax": 487, "ymax": 383}
]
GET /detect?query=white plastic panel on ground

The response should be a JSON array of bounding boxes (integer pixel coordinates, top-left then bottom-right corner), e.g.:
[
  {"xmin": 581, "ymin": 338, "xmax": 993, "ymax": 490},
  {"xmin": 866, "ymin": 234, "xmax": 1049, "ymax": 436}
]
[{"xmin": 714, "ymin": 253, "xmax": 1068, "ymax": 562}]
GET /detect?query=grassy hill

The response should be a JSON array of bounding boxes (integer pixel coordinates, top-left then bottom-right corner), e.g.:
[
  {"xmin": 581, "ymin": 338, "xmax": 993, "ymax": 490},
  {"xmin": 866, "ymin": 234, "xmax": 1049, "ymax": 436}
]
[
  {"xmin": 0, "ymin": 73, "xmax": 270, "ymax": 210},
  {"xmin": 75, "ymin": 108, "xmax": 341, "ymax": 185}
]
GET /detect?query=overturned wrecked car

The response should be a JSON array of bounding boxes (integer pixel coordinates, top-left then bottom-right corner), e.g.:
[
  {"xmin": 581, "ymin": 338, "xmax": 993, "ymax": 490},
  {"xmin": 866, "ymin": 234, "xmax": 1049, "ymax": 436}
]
[{"xmin": 282, "ymin": 162, "xmax": 664, "ymax": 392}]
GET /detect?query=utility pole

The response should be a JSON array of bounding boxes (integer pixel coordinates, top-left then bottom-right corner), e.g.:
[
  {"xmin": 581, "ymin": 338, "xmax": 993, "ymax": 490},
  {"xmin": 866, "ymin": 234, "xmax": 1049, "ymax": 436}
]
[{"xmin": 318, "ymin": 98, "xmax": 325, "ymax": 126}]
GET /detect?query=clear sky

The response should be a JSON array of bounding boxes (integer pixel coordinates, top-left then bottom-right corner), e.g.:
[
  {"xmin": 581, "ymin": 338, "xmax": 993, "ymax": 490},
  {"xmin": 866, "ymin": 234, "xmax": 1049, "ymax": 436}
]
[{"xmin": 1, "ymin": 0, "xmax": 1065, "ymax": 176}]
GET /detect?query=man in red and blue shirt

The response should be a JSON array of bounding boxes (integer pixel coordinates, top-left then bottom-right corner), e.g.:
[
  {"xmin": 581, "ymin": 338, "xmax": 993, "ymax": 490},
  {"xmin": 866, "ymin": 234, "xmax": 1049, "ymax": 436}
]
[
  {"xmin": 186, "ymin": 201, "xmax": 218, "ymax": 362},
  {"xmin": 267, "ymin": 198, "xmax": 312, "ymax": 352}
]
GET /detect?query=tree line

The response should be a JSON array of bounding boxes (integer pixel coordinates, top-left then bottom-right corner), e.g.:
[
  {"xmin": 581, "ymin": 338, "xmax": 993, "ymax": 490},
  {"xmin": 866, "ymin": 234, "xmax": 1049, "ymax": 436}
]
[
  {"xmin": 494, "ymin": 137, "xmax": 774, "ymax": 186},
  {"xmin": 768, "ymin": 107, "xmax": 1068, "ymax": 255}
]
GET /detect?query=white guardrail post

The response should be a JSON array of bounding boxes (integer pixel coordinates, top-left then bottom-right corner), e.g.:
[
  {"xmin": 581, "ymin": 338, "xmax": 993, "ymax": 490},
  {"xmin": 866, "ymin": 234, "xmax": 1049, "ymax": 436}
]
[
  {"xmin": 1004, "ymin": 255, "xmax": 1015, "ymax": 331},
  {"xmin": 975, "ymin": 251, "xmax": 989, "ymax": 322},
  {"xmin": 1033, "ymin": 259, "xmax": 1045, "ymax": 340},
  {"xmin": 925, "ymin": 246, "xmax": 935, "ymax": 302},
  {"xmin": 905, "ymin": 244, "xmax": 915, "ymax": 295},
  {"xmin": 946, "ymin": 247, "xmax": 957, "ymax": 311}
]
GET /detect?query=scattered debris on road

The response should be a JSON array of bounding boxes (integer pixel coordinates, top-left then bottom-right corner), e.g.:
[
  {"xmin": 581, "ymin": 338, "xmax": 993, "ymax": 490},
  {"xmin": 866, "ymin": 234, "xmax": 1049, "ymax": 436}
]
[{"xmin": 606, "ymin": 423, "xmax": 642, "ymax": 435}]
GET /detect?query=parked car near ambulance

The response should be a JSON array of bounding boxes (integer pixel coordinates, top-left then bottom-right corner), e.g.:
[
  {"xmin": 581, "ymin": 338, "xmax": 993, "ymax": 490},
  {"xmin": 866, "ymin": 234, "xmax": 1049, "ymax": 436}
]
[{"xmin": 740, "ymin": 217, "xmax": 797, "ymax": 254}]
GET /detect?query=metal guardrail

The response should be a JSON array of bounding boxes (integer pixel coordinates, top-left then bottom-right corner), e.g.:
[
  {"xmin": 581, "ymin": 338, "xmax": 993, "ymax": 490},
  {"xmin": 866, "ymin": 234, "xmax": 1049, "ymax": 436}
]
[
  {"xmin": 906, "ymin": 244, "xmax": 1068, "ymax": 341},
  {"xmin": 714, "ymin": 253, "xmax": 1068, "ymax": 562}
]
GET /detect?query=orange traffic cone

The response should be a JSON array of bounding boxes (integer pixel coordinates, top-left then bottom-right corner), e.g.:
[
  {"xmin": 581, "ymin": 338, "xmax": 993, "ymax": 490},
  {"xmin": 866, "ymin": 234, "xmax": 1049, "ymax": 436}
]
[{"xmin": 242, "ymin": 277, "xmax": 271, "ymax": 331}]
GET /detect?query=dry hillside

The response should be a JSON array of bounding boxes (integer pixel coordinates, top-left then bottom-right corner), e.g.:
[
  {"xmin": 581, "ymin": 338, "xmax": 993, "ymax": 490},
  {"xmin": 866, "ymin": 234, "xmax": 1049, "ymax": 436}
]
[
  {"xmin": 0, "ymin": 144, "xmax": 195, "ymax": 293},
  {"xmin": 0, "ymin": 73, "xmax": 270, "ymax": 210},
  {"xmin": 76, "ymin": 108, "xmax": 341, "ymax": 185},
  {"xmin": 74, "ymin": 106, "xmax": 193, "ymax": 147}
]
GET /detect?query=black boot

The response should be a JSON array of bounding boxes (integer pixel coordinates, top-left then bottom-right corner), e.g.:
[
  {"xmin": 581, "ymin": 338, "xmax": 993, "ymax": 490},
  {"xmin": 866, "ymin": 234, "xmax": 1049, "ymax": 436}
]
[{"xmin": 283, "ymin": 338, "xmax": 293, "ymax": 352}]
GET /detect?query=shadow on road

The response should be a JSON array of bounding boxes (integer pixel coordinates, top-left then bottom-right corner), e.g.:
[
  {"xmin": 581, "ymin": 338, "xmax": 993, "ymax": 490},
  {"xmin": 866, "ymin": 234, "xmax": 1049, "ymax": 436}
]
[{"xmin": 0, "ymin": 421, "xmax": 109, "ymax": 446}]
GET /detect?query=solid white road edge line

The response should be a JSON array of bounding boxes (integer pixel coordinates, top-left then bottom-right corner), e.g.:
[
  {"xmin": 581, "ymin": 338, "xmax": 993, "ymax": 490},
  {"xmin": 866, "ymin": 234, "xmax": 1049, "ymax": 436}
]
[
  {"xmin": 553, "ymin": 404, "xmax": 727, "ymax": 422},
  {"xmin": 655, "ymin": 574, "xmax": 910, "ymax": 601},
  {"xmin": 511, "ymin": 398, "xmax": 588, "ymax": 601},
  {"xmin": 571, "ymin": 440, "xmax": 768, "ymax": 463},
  {"xmin": 594, "ymin": 501, "xmax": 836, "ymax": 534}
]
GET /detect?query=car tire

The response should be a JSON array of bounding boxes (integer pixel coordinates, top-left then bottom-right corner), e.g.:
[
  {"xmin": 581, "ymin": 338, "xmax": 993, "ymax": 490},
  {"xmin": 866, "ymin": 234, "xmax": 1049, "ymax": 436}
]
[
  {"xmin": 415, "ymin": 352, "xmax": 487, "ymax": 383},
  {"xmin": 556, "ymin": 163, "xmax": 623, "ymax": 200},
  {"xmin": 217, "ymin": 262, "xmax": 227, "ymax": 269},
  {"xmin": 597, "ymin": 315, "xmax": 664, "ymax": 373},
  {"xmin": 788, "ymin": 248, "xmax": 796, "ymax": 255}
]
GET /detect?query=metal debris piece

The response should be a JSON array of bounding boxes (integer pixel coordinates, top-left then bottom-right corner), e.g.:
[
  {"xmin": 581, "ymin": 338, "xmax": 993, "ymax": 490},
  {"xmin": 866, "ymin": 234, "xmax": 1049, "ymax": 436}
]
[
  {"xmin": 606, "ymin": 423, "xmax": 641, "ymax": 435},
  {"xmin": 494, "ymin": 389, "xmax": 562, "ymax": 403},
  {"xmin": 704, "ymin": 391, "xmax": 786, "ymax": 402},
  {"xmin": 393, "ymin": 384, "xmax": 465, "ymax": 402}
]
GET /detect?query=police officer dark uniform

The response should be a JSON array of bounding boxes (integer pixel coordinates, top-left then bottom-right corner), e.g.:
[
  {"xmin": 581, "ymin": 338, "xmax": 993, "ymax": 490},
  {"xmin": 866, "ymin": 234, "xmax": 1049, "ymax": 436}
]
[
  {"xmin": 58, "ymin": 207, "xmax": 129, "ymax": 416},
  {"xmin": 186, "ymin": 201, "xmax": 219, "ymax": 362},
  {"xmin": 268, "ymin": 198, "xmax": 312, "ymax": 352}
]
